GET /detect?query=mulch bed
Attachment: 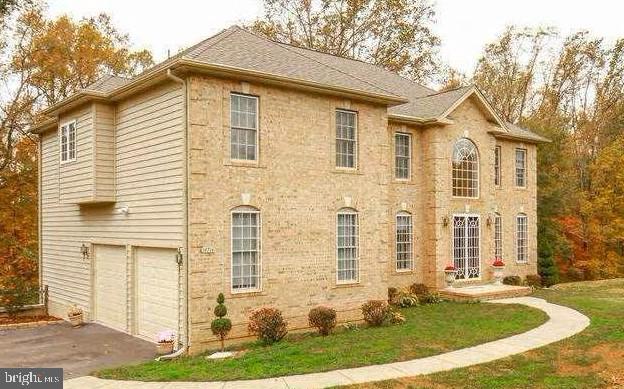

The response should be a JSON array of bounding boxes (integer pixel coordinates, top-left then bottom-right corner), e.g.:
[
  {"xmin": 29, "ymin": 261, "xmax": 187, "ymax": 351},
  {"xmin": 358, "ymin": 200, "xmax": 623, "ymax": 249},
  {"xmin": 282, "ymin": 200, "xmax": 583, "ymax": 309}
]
[{"xmin": 0, "ymin": 315, "xmax": 62, "ymax": 329}]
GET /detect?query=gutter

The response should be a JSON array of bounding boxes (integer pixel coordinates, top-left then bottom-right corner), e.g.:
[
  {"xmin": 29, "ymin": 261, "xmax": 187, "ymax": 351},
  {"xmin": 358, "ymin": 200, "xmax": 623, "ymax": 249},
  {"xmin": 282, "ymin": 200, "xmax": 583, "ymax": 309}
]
[{"xmin": 162, "ymin": 69, "xmax": 190, "ymax": 359}]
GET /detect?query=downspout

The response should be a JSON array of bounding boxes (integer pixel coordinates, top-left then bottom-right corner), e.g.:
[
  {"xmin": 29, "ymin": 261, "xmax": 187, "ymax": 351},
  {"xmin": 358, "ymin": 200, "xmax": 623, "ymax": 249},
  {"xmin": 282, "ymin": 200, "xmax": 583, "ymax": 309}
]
[{"xmin": 158, "ymin": 69, "xmax": 189, "ymax": 361}]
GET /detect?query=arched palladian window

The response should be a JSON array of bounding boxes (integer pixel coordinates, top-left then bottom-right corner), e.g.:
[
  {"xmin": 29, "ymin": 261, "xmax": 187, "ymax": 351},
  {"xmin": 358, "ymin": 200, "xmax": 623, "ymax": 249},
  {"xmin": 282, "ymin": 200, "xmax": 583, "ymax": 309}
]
[
  {"xmin": 231, "ymin": 206, "xmax": 261, "ymax": 291},
  {"xmin": 396, "ymin": 212, "xmax": 413, "ymax": 271},
  {"xmin": 337, "ymin": 208, "xmax": 359, "ymax": 283},
  {"xmin": 516, "ymin": 213, "xmax": 528, "ymax": 263},
  {"xmin": 452, "ymin": 138, "xmax": 479, "ymax": 198}
]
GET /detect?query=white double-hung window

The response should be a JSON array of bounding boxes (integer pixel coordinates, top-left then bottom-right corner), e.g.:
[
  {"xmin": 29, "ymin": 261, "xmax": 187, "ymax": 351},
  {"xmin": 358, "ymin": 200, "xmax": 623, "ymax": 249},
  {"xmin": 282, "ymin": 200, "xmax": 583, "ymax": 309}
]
[
  {"xmin": 395, "ymin": 133, "xmax": 411, "ymax": 179},
  {"xmin": 396, "ymin": 212, "xmax": 413, "ymax": 271},
  {"xmin": 337, "ymin": 208, "xmax": 358, "ymax": 282},
  {"xmin": 60, "ymin": 121, "xmax": 77, "ymax": 163},
  {"xmin": 515, "ymin": 148, "xmax": 527, "ymax": 187},
  {"xmin": 230, "ymin": 93, "xmax": 258, "ymax": 161},
  {"xmin": 231, "ymin": 207, "xmax": 261, "ymax": 291},
  {"xmin": 336, "ymin": 110, "xmax": 357, "ymax": 168},
  {"xmin": 516, "ymin": 213, "xmax": 528, "ymax": 263}
]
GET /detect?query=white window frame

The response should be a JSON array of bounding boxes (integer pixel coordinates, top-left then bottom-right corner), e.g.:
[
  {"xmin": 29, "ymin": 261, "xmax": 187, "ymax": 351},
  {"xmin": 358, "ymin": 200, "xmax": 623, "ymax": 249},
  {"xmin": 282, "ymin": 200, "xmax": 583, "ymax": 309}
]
[
  {"xmin": 395, "ymin": 133, "xmax": 411, "ymax": 180},
  {"xmin": 335, "ymin": 109, "xmax": 358, "ymax": 169},
  {"xmin": 515, "ymin": 148, "xmax": 527, "ymax": 188},
  {"xmin": 452, "ymin": 138, "xmax": 480, "ymax": 198},
  {"xmin": 494, "ymin": 145, "xmax": 501, "ymax": 187},
  {"xmin": 59, "ymin": 120, "xmax": 77, "ymax": 164},
  {"xmin": 230, "ymin": 207, "xmax": 262, "ymax": 293},
  {"xmin": 230, "ymin": 93, "xmax": 259, "ymax": 162},
  {"xmin": 516, "ymin": 213, "xmax": 528, "ymax": 263},
  {"xmin": 396, "ymin": 212, "xmax": 413, "ymax": 271},
  {"xmin": 494, "ymin": 213, "xmax": 502, "ymax": 259},
  {"xmin": 336, "ymin": 208, "xmax": 359, "ymax": 284}
]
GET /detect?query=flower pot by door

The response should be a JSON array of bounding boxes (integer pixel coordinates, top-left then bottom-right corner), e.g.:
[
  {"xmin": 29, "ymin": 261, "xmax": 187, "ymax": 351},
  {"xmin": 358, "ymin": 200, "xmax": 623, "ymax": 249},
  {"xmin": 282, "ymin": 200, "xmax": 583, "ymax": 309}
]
[
  {"xmin": 492, "ymin": 266, "xmax": 505, "ymax": 285},
  {"xmin": 68, "ymin": 314, "xmax": 83, "ymax": 327}
]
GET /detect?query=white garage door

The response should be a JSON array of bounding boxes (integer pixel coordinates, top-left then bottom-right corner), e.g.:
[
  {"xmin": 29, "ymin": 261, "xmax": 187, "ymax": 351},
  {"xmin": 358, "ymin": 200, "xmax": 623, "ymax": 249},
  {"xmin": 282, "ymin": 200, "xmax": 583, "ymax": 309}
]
[
  {"xmin": 136, "ymin": 247, "xmax": 179, "ymax": 342},
  {"xmin": 94, "ymin": 245, "xmax": 128, "ymax": 332}
]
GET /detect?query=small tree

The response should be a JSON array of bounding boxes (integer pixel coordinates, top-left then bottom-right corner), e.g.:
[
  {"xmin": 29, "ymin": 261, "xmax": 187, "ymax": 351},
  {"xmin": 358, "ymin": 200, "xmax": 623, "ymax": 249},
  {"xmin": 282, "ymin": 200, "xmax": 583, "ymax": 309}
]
[
  {"xmin": 210, "ymin": 293, "xmax": 232, "ymax": 352},
  {"xmin": 538, "ymin": 239, "xmax": 559, "ymax": 287}
]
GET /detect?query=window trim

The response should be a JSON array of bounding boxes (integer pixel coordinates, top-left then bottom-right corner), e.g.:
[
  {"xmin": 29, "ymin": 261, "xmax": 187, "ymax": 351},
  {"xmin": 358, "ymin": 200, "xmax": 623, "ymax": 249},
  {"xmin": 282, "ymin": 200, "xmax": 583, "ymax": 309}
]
[
  {"xmin": 395, "ymin": 211, "xmax": 414, "ymax": 272},
  {"xmin": 494, "ymin": 145, "xmax": 501, "ymax": 187},
  {"xmin": 452, "ymin": 137, "xmax": 480, "ymax": 199},
  {"xmin": 229, "ymin": 93, "xmax": 259, "ymax": 163},
  {"xmin": 394, "ymin": 132, "xmax": 412, "ymax": 181},
  {"xmin": 335, "ymin": 109, "xmax": 358, "ymax": 170},
  {"xmin": 516, "ymin": 213, "xmax": 529, "ymax": 263},
  {"xmin": 230, "ymin": 207, "xmax": 262, "ymax": 293},
  {"xmin": 515, "ymin": 148, "xmax": 527, "ymax": 188},
  {"xmin": 336, "ymin": 208, "xmax": 359, "ymax": 284},
  {"xmin": 59, "ymin": 120, "xmax": 77, "ymax": 164}
]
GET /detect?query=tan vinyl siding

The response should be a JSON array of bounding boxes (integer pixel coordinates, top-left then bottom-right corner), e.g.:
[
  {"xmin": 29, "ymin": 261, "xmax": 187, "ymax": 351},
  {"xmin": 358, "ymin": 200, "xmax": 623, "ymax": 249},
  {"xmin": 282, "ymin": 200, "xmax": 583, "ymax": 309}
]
[
  {"xmin": 40, "ymin": 81, "xmax": 185, "ymax": 317},
  {"xmin": 93, "ymin": 103, "xmax": 116, "ymax": 201},
  {"xmin": 59, "ymin": 106, "xmax": 93, "ymax": 203}
]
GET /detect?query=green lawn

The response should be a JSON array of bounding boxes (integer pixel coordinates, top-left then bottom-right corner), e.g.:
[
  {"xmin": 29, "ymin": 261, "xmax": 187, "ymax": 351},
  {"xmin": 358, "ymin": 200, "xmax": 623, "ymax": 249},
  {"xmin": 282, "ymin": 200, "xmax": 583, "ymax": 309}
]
[
  {"xmin": 349, "ymin": 279, "xmax": 624, "ymax": 389},
  {"xmin": 95, "ymin": 301, "xmax": 547, "ymax": 381}
]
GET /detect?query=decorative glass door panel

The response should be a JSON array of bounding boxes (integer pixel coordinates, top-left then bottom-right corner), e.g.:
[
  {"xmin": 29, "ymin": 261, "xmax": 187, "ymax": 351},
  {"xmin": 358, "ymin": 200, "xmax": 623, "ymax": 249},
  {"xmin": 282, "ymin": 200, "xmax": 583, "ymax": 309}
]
[{"xmin": 453, "ymin": 215, "xmax": 480, "ymax": 279}]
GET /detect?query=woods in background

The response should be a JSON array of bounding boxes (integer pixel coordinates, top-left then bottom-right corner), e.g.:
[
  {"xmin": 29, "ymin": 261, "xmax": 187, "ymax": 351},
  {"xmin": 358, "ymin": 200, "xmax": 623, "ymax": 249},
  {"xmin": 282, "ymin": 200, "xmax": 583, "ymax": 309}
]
[{"xmin": 0, "ymin": 0, "xmax": 622, "ymax": 292}]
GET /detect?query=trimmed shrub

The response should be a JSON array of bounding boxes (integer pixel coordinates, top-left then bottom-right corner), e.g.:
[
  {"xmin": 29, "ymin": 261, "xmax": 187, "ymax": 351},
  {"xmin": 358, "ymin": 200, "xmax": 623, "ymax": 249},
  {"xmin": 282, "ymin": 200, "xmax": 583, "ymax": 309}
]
[
  {"xmin": 408, "ymin": 283, "xmax": 429, "ymax": 298},
  {"xmin": 420, "ymin": 292, "xmax": 442, "ymax": 305},
  {"xmin": 210, "ymin": 293, "xmax": 232, "ymax": 351},
  {"xmin": 308, "ymin": 306, "xmax": 337, "ymax": 336},
  {"xmin": 248, "ymin": 307, "xmax": 288, "ymax": 344},
  {"xmin": 525, "ymin": 274, "xmax": 543, "ymax": 288},
  {"xmin": 361, "ymin": 300, "xmax": 389, "ymax": 326},
  {"xmin": 387, "ymin": 287, "xmax": 398, "ymax": 303},
  {"xmin": 503, "ymin": 275, "xmax": 522, "ymax": 286}
]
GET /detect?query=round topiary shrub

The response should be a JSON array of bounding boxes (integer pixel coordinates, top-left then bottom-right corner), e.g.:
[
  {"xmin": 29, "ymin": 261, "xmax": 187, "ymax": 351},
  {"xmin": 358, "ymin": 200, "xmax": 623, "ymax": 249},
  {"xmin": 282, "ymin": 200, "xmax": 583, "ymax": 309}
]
[
  {"xmin": 210, "ymin": 293, "xmax": 232, "ymax": 351},
  {"xmin": 308, "ymin": 306, "xmax": 337, "ymax": 336},
  {"xmin": 247, "ymin": 307, "xmax": 288, "ymax": 344}
]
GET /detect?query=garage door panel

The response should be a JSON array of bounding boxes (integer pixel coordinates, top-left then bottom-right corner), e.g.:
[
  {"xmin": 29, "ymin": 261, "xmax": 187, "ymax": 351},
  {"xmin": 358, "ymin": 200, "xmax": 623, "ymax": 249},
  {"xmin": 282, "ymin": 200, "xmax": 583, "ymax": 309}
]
[
  {"xmin": 94, "ymin": 245, "xmax": 127, "ymax": 332},
  {"xmin": 136, "ymin": 247, "xmax": 179, "ymax": 342}
]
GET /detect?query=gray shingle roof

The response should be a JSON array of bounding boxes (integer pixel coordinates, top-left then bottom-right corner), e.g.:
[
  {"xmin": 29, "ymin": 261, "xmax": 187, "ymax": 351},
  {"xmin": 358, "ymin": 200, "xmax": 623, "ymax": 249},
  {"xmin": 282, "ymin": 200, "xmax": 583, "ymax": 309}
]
[
  {"xmin": 80, "ymin": 25, "xmax": 548, "ymax": 142},
  {"xmin": 505, "ymin": 122, "xmax": 551, "ymax": 143}
]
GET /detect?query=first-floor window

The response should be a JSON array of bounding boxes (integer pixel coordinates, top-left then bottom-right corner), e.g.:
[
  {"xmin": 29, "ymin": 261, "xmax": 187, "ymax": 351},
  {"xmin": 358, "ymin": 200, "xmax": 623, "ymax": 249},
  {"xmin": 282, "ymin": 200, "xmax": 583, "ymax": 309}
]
[
  {"xmin": 231, "ymin": 207, "xmax": 261, "ymax": 290},
  {"xmin": 337, "ymin": 209, "xmax": 358, "ymax": 282},
  {"xmin": 396, "ymin": 212, "xmax": 413, "ymax": 270},
  {"xmin": 516, "ymin": 213, "xmax": 528, "ymax": 263},
  {"xmin": 494, "ymin": 213, "xmax": 502, "ymax": 259}
]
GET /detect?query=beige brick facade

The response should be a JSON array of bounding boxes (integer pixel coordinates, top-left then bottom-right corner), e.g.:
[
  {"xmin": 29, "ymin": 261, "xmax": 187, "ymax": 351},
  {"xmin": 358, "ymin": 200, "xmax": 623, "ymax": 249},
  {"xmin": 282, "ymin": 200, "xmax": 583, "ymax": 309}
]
[{"xmin": 186, "ymin": 77, "xmax": 538, "ymax": 353}]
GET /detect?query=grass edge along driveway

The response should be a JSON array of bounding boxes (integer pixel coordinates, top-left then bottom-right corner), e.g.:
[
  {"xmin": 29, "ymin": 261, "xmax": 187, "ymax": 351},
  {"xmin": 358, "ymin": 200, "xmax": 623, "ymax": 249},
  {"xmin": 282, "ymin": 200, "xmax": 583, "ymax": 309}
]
[{"xmin": 96, "ymin": 300, "xmax": 547, "ymax": 382}]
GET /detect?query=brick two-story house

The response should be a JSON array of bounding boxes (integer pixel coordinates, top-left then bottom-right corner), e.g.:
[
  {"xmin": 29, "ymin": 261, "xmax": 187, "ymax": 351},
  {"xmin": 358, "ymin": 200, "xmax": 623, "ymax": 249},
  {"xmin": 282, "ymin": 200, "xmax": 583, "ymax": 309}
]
[{"xmin": 33, "ymin": 26, "xmax": 548, "ymax": 353}]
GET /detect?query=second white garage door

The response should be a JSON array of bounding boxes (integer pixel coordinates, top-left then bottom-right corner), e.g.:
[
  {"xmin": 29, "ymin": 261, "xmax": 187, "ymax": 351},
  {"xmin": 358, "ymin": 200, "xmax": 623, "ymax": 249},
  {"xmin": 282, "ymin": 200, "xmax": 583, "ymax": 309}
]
[{"xmin": 136, "ymin": 247, "xmax": 179, "ymax": 342}]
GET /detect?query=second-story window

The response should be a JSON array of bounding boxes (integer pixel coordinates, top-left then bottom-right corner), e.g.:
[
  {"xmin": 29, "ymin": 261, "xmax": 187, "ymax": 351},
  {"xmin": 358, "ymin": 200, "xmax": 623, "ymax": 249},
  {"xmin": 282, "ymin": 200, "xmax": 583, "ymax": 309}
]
[
  {"xmin": 395, "ymin": 133, "xmax": 411, "ymax": 180},
  {"xmin": 336, "ymin": 110, "xmax": 357, "ymax": 168},
  {"xmin": 60, "ymin": 120, "xmax": 77, "ymax": 163},
  {"xmin": 452, "ymin": 138, "xmax": 479, "ymax": 198},
  {"xmin": 230, "ymin": 93, "xmax": 258, "ymax": 161},
  {"xmin": 515, "ymin": 148, "xmax": 527, "ymax": 187},
  {"xmin": 494, "ymin": 146, "xmax": 501, "ymax": 186}
]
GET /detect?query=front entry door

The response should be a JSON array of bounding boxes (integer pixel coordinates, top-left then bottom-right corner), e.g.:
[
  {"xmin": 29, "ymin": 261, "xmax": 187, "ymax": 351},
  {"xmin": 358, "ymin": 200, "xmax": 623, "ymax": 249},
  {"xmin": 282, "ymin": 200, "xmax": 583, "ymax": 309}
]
[{"xmin": 453, "ymin": 215, "xmax": 480, "ymax": 279}]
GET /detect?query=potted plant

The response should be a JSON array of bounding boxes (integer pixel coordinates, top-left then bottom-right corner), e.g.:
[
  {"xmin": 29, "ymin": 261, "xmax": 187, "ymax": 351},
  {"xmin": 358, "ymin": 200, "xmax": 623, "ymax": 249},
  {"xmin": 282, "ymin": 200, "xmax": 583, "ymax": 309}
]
[
  {"xmin": 156, "ymin": 330, "xmax": 176, "ymax": 355},
  {"xmin": 67, "ymin": 305, "xmax": 83, "ymax": 327},
  {"xmin": 492, "ymin": 257, "xmax": 505, "ymax": 285},
  {"xmin": 444, "ymin": 264, "xmax": 457, "ymax": 288}
]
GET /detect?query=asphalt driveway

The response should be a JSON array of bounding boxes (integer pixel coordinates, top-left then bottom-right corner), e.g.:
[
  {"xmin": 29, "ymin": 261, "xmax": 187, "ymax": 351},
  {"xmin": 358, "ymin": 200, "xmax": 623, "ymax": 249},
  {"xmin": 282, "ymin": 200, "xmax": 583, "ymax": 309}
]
[{"xmin": 0, "ymin": 321, "xmax": 156, "ymax": 379}]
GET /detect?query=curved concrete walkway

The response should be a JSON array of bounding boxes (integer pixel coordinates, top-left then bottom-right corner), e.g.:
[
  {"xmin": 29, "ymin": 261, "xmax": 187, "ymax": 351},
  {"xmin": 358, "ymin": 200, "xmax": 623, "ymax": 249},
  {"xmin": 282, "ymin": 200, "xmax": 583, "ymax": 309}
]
[{"xmin": 66, "ymin": 297, "xmax": 590, "ymax": 389}]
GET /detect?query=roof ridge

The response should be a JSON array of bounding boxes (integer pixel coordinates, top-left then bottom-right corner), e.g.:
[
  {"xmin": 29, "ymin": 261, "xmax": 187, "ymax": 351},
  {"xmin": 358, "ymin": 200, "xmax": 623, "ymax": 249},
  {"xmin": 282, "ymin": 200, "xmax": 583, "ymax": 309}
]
[
  {"xmin": 184, "ymin": 25, "xmax": 241, "ymax": 60},
  {"xmin": 239, "ymin": 27, "xmax": 402, "ymax": 98},
  {"xmin": 413, "ymin": 85, "xmax": 473, "ymax": 100}
]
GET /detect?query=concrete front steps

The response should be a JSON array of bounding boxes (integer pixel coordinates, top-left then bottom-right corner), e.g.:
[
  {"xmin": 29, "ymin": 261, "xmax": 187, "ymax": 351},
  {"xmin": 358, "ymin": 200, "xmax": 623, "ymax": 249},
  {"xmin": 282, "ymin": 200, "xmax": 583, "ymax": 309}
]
[{"xmin": 439, "ymin": 284, "xmax": 532, "ymax": 302}]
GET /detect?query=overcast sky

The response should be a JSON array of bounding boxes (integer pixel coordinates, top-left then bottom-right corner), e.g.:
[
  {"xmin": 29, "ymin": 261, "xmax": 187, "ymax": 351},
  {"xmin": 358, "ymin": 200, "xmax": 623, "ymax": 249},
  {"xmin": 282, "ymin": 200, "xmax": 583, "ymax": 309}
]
[{"xmin": 48, "ymin": 0, "xmax": 623, "ymax": 77}]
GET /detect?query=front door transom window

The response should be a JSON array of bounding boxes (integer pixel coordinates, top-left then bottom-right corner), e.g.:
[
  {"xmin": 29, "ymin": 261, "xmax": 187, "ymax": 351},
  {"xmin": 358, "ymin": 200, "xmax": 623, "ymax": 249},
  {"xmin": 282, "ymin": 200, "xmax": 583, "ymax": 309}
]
[{"xmin": 452, "ymin": 215, "xmax": 480, "ymax": 279}]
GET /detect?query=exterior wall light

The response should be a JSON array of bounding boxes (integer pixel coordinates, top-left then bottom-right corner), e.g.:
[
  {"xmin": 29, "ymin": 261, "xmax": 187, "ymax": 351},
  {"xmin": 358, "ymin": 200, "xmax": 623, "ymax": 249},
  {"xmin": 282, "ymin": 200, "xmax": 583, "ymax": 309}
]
[
  {"xmin": 80, "ymin": 243, "xmax": 90, "ymax": 260},
  {"xmin": 442, "ymin": 216, "xmax": 449, "ymax": 227}
]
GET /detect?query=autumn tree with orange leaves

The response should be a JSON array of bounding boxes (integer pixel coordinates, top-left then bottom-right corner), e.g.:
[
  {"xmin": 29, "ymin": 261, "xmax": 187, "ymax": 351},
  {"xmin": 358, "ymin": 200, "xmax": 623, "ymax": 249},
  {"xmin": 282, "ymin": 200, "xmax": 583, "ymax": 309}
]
[{"xmin": 0, "ymin": 2, "xmax": 153, "ymax": 291}]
